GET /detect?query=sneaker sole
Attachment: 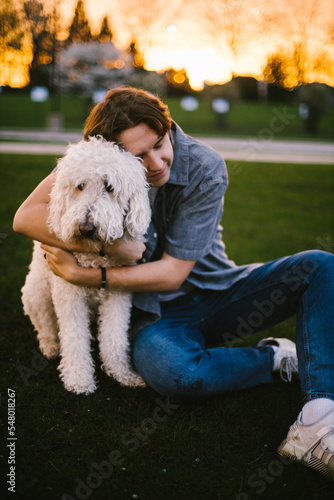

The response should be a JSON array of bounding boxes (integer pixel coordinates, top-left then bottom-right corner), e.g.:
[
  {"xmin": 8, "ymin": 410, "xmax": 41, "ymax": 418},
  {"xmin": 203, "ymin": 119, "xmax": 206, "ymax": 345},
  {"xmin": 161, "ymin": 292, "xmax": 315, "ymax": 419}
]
[{"xmin": 278, "ymin": 442, "xmax": 334, "ymax": 482}]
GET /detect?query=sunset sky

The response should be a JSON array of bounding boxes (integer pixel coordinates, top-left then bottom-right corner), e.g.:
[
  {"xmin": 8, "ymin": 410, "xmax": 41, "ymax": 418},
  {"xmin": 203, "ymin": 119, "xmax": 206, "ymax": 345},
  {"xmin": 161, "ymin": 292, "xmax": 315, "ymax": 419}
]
[
  {"xmin": 59, "ymin": 0, "xmax": 334, "ymax": 90},
  {"xmin": 4, "ymin": 0, "xmax": 334, "ymax": 90}
]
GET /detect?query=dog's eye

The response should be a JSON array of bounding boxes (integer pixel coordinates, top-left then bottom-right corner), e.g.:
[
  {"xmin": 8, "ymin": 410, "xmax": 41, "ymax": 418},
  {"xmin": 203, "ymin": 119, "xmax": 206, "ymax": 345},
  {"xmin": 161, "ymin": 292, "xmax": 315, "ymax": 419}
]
[
  {"xmin": 77, "ymin": 183, "xmax": 85, "ymax": 191},
  {"xmin": 104, "ymin": 182, "xmax": 114, "ymax": 193}
]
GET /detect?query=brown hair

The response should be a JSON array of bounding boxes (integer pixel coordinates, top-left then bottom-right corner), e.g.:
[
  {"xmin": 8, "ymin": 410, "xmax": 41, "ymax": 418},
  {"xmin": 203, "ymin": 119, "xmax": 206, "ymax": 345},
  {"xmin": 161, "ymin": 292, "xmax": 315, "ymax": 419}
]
[{"xmin": 84, "ymin": 87, "xmax": 172, "ymax": 143}]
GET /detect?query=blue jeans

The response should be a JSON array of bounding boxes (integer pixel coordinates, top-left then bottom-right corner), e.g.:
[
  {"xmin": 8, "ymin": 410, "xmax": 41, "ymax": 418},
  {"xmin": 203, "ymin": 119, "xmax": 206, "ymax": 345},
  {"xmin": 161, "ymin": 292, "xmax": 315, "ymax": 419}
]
[{"xmin": 132, "ymin": 251, "xmax": 334, "ymax": 403}]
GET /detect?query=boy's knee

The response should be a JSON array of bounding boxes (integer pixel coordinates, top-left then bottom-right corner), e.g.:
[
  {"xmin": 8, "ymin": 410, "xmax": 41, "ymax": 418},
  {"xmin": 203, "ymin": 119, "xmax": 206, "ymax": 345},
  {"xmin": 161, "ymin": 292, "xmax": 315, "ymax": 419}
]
[
  {"xmin": 132, "ymin": 333, "xmax": 205, "ymax": 399},
  {"xmin": 294, "ymin": 250, "xmax": 333, "ymax": 277}
]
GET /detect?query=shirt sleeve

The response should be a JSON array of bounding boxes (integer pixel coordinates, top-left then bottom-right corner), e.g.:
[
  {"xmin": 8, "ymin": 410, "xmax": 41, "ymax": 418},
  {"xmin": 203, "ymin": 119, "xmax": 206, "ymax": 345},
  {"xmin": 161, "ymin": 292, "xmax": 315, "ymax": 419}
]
[{"xmin": 163, "ymin": 158, "xmax": 228, "ymax": 261}]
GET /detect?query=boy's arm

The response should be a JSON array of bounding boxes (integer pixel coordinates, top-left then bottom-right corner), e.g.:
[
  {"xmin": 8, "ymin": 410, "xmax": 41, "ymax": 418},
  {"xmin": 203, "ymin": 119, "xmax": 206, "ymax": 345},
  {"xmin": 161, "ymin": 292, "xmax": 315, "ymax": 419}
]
[
  {"xmin": 13, "ymin": 174, "xmax": 145, "ymax": 265},
  {"xmin": 13, "ymin": 173, "xmax": 65, "ymax": 247},
  {"xmin": 41, "ymin": 244, "xmax": 196, "ymax": 292}
]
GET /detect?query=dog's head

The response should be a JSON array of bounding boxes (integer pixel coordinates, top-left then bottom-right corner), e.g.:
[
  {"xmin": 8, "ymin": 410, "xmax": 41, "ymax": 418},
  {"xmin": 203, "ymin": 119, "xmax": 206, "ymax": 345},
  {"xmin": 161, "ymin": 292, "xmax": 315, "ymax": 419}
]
[{"xmin": 48, "ymin": 137, "xmax": 151, "ymax": 246}]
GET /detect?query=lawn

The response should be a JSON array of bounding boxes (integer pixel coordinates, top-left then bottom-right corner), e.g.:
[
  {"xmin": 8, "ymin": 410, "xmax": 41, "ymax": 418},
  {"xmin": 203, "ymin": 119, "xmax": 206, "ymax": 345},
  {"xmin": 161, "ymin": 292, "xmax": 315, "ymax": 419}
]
[
  {"xmin": 0, "ymin": 154, "xmax": 333, "ymax": 500},
  {"xmin": 1, "ymin": 93, "xmax": 334, "ymax": 140}
]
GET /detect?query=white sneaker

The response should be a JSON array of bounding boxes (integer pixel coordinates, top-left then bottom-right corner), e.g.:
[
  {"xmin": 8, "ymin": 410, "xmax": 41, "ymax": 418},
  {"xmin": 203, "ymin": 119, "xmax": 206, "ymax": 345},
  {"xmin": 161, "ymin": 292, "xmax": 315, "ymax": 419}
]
[
  {"xmin": 257, "ymin": 337, "xmax": 298, "ymax": 382},
  {"xmin": 278, "ymin": 409, "xmax": 334, "ymax": 481}
]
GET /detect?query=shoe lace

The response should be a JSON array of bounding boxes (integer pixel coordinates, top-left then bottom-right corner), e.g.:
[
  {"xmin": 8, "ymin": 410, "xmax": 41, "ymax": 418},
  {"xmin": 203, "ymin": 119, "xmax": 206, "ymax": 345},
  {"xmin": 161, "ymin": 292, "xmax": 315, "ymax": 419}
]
[
  {"xmin": 320, "ymin": 428, "xmax": 334, "ymax": 454},
  {"xmin": 280, "ymin": 356, "xmax": 298, "ymax": 382}
]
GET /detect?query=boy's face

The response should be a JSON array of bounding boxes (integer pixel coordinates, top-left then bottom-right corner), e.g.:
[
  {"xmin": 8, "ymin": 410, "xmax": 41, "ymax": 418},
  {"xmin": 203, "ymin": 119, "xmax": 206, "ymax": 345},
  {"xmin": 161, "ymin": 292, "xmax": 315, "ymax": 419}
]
[{"xmin": 118, "ymin": 123, "xmax": 173, "ymax": 188}]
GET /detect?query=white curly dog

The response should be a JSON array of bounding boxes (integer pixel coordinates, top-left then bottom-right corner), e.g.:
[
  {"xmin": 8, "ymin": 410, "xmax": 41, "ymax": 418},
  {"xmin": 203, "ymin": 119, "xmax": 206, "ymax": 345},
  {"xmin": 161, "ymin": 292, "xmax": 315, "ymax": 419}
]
[{"xmin": 21, "ymin": 136, "xmax": 151, "ymax": 394}]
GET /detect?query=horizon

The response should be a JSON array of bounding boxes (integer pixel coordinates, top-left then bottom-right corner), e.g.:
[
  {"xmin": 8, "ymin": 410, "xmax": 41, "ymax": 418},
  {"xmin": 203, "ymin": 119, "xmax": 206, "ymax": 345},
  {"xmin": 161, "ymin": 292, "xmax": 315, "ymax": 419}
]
[{"xmin": 2, "ymin": 0, "xmax": 334, "ymax": 90}]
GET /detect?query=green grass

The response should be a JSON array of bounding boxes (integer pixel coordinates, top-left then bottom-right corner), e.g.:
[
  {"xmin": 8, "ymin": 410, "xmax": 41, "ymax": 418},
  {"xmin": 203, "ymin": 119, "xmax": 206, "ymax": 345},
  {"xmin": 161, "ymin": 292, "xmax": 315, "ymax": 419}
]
[
  {"xmin": 0, "ymin": 154, "xmax": 334, "ymax": 500},
  {"xmin": 1, "ymin": 93, "xmax": 334, "ymax": 140},
  {"xmin": 167, "ymin": 99, "xmax": 334, "ymax": 139},
  {"xmin": 0, "ymin": 94, "xmax": 90, "ymax": 130}
]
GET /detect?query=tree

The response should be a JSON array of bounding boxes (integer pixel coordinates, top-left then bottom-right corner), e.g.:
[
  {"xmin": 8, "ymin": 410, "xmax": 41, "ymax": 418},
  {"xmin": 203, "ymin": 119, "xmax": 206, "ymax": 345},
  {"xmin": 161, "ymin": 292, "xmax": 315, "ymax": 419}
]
[
  {"xmin": 129, "ymin": 67, "xmax": 166, "ymax": 95},
  {"xmin": 129, "ymin": 40, "xmax": 144, "ymax": 69},
  {"xmin": 23, "ymin": 0, "xmax": 54, "ymax": 86},
  {"xmin": 165, "ymin": 68, "xmax": 192, "ymax": 95},
  {"xmin": 48, "ymin": 1, "xmax": 62, "ymax": 94},
  {"xmin": 198, "ymin": 0, "xmax": 261, "ymax": 77},
  {"xmin": 298, "ymin": 83, "xmax": 332, "ymax": 134},
  {"xmin": 0, "ymin": 0, "xmax": 26, "ymax": 86},
  {"xmin": 114, "ymin": 0, "xmax": 184, "ymax": 68},
  {"xmin": 0, "ymin": 0, "xmax": 24, "ymax": 53},
  {"xmin": 97, "ymin": 16, "xmax": 113, "ymax": 43},
  {"xmin": 66, "ymin": 0, "xmax": 92, "ymax": 45},
  {"xmin": 269, "ymin": 0, "xmax": 330, "ymax": 87},
  {"xmin": 58, "ymin": 41, "xmax": 133, "ymax": 97},
  {"xmin": 263, "ymin": 53, "xmax": 290, "ymax": 89}
]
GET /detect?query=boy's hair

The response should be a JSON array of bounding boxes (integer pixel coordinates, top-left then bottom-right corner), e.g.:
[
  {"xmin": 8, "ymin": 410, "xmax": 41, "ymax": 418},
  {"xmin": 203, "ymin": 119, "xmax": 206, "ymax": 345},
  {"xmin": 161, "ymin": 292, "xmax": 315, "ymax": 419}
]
[{"xmin": 84, "ymin": 87, "xmax": 172, "ymax": 143}]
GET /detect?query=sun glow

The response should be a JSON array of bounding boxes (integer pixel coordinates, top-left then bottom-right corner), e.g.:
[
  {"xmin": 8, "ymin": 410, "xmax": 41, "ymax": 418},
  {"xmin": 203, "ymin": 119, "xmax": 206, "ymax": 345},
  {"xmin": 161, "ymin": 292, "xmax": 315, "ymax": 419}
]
[
  {"xmin": 146, "ymin": 47, "xmax": 233, "ymax": 90},
  {"xmin": 2, "ymin": 0, "xmax": 334, "ymax": 90},
  {"xmin": 0, "ymin": 49, "xmax": 31, "ymax": 88}
]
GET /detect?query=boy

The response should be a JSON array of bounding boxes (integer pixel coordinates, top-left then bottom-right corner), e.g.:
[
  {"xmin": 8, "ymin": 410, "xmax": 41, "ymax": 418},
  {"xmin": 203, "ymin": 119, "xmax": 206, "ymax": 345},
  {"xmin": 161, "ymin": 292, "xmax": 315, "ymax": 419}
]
[{"xmin": 13, "ymin": 87, "xmax": 334, "ymax": 479}]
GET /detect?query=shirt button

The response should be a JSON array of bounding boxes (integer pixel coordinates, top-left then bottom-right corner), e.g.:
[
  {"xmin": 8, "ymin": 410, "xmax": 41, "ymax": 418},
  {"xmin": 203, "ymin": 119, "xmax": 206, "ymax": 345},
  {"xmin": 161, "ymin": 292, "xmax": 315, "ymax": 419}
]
[
  {"xmin": 153, "ymin": 233, "xmax": 157, "ymax": 238},
  {"xmin": 141, "ymin": 258, "xmax": 146, "ymax": 263}
]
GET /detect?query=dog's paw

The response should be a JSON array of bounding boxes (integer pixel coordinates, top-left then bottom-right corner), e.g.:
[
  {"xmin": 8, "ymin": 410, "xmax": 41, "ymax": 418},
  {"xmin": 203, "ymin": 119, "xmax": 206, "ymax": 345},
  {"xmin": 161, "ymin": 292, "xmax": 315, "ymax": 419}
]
[
  {"xmin": 39, "ymin": 341, "xmax": 60, "ymax": 359},
  {"xmin": 105, "ymin": 368, "xmax": 146, "ymax": 388},
  {"xmin": 59, "ymin": 367, "xmax": 97, "ymax": 394},
  {"xmin": 128, "ymin": 376, "xmax": 146, "ymax": 388},
  {"xmin": 63, "ymin": 380, "xmax": 97, "ymax": 395},
  {"xmin": 123, "ymin": 372, "xmax": 146, "ymax": 388}
]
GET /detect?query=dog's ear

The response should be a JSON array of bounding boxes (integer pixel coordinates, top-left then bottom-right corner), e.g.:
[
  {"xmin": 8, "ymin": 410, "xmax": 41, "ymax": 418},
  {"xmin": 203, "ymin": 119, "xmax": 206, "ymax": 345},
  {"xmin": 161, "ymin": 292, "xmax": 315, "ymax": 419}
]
[
  {"xmin": 47, "ymin": 157, "xmax": 71, "ymax": 238},
  {"xmin": 125, "ymin": 188, "xmax": 151, "ymax": 239},
  {"xmin": 121, "ymin": 155, "xmax": 151, "ymax": 239}
]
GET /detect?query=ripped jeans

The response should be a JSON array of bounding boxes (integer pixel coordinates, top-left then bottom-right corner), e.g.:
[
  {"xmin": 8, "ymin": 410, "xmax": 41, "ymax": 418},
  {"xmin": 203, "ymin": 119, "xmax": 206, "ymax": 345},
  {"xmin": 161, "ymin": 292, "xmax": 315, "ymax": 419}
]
[{"xmin": 132, "ymin": 250, "xmax": 334, "ymax": 402}]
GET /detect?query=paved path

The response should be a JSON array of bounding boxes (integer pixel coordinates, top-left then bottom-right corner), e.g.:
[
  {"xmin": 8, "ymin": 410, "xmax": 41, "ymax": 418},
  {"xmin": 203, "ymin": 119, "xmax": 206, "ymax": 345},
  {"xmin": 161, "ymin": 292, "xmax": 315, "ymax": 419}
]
[{"xmin": 0, "ymin": 129, "xmax": 333, "ymax": 164}]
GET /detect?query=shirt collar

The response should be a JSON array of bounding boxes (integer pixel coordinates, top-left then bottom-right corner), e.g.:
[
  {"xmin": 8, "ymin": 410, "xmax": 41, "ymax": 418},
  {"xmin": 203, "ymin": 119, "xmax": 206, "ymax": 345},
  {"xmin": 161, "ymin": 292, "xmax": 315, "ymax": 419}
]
[{"xmin": 168, "ymin": 121, "xmax": 189, "ymax": 186}]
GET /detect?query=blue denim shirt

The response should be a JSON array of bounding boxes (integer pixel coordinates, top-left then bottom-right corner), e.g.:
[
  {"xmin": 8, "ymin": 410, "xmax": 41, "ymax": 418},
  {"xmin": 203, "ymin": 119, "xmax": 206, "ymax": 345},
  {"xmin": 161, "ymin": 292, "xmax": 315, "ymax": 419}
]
[{"xmin": 131, "ymin": 122, "xmax": 260, "ymax": 333}]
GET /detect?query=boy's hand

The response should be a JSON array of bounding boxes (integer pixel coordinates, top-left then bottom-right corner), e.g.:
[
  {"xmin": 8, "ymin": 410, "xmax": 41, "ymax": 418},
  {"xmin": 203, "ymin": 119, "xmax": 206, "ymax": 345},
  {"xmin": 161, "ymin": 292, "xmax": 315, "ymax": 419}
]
[
  {"xmin": 41, "ymin": 244, "xmax": 84, "ymax": 285},
  {"xmin": 104, "ymin": 239, "xmax": 146, "ymax": 266}
]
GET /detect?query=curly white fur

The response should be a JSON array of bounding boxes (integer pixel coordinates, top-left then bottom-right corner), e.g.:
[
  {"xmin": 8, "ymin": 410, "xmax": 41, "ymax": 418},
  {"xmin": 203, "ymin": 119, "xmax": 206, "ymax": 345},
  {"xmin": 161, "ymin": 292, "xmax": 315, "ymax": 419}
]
[{"xmin": 21, "ymin": 136, "xmax": 151, "ymax": 394}]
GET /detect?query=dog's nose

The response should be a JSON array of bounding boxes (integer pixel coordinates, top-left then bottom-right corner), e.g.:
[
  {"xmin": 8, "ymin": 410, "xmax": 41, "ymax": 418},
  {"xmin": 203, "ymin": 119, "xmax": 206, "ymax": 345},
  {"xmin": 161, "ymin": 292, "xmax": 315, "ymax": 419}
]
[{"xmin": 79, "ymin": 222, "xmax": 97, "ymax": 238}]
